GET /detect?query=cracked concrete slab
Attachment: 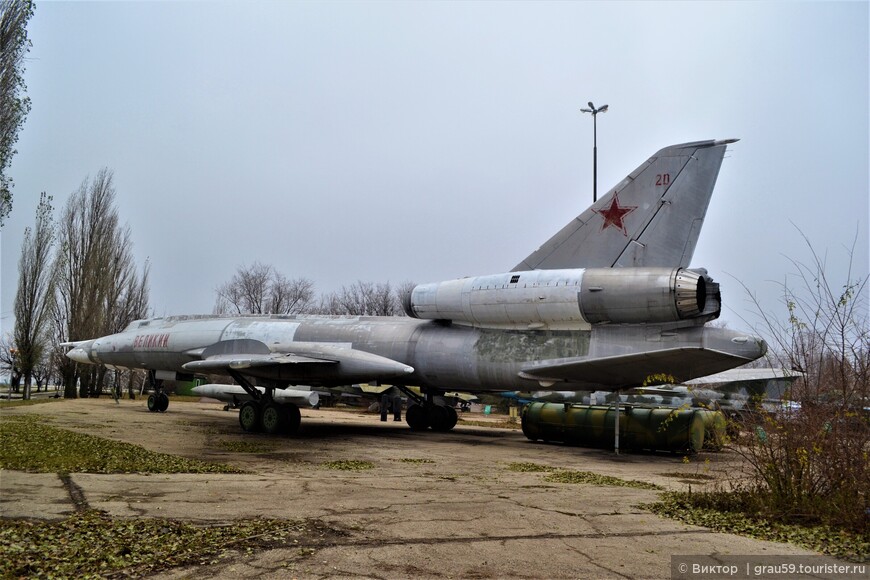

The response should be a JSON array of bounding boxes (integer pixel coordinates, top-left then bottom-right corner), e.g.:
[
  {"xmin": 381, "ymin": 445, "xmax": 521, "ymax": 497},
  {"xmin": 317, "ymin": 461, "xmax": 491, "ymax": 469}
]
[
  {"xmin": 0, "ymin": 398, "xmax": 847, "ymax": 579},
  {"xmin": 0, "ymin": 471, "xmax": 73, "ymax": 519}
]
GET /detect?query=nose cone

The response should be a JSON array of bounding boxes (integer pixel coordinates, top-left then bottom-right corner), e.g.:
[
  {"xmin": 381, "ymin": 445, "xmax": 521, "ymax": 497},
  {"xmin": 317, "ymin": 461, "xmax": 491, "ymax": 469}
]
[{"xmin": 65, "ymin": 341, "xmax": 94, "ymax": 364}]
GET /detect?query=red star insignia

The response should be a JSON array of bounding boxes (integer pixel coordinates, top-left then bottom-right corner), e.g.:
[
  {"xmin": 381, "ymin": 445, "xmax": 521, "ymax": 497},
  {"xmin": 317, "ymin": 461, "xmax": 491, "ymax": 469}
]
[{"xmin": 594, "ymin": 192, "xmax": 636, "ymax": 235}]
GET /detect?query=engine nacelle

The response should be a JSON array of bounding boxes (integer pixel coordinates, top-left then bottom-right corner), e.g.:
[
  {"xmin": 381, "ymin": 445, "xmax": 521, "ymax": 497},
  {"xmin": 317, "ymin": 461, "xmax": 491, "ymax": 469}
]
[
  {"xmin": 402, "ymin": 267, "xmax": 720, "ymax": 328},
  {"xmin": 578, "ymin": 267, "xmax": 719, "ymax": 324}
]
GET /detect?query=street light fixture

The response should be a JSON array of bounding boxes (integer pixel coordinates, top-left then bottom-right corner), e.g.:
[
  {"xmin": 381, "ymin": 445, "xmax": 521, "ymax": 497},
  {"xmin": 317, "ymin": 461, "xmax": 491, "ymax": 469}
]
[{"xmin": 580, "ymin": 102, "xmax": 609, "ymax": 202}]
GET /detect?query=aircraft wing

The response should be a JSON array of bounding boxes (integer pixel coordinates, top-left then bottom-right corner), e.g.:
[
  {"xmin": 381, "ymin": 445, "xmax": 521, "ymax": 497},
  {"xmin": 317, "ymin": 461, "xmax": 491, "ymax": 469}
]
[
  {"xmin": 519, "ymin": 347, "xmax": 757, "ymax": 388},
  {"xmin": 683, "ymin": 368, "xmax": 803, "ymax": 385},
  {"xmin": 181, "ymin": 340, "xmax": 414, "ymax": 385}
]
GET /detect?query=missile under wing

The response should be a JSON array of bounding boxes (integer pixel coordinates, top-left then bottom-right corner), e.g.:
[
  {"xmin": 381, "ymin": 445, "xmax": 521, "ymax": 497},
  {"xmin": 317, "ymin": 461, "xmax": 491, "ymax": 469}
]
[
  {"xmin": 64, "ymin": 139, "xmax": 766, "ymax": 436},
  {"xmin": 191, "ymin": 384, "xmax": 320, "ymax": 409}
]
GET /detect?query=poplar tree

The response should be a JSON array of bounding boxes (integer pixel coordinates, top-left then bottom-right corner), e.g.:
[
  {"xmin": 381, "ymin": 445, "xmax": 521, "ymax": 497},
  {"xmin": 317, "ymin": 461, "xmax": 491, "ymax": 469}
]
[
  {"xmin": 13, "ymin": 191, "xmax": 55, "ymax": 399},
  {"xmin": 54, "ymin": 169, "xmax": 149, "ymax": 397},
  {"xmin": 0, "ymin": 0, "xmax": 34, "ymax": 227}
]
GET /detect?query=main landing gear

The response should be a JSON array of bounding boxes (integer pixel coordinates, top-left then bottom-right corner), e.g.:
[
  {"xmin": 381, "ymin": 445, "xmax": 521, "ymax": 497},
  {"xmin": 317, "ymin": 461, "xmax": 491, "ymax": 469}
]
[
  {"xmin": 228, "ymin": 370, "xmax": 302, "ymax": 435},
  {"xmin": 238, "ymin": 399, "xmax": 301, "ymax": 435},
  {"xmin": 145, "ymin": 370, "xmax": 169, "ymax": 413},
  {"xmin": 397, "ymin": 387, "xmax": 458, "ymax": 432}
]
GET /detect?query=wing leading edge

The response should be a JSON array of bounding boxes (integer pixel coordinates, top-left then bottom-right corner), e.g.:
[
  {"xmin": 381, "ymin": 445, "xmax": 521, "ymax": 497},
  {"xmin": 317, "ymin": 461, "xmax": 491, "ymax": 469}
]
[{"xmin": 181, "ymin": 340, "xmax": 414, "ymax": 385}]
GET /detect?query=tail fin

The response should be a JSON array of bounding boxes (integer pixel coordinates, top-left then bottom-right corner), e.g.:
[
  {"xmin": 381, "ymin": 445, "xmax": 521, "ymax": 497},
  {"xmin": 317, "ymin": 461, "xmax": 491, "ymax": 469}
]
[{"xmin": 512, "ymin": 139, "xmax": 737, "ymax": 271}]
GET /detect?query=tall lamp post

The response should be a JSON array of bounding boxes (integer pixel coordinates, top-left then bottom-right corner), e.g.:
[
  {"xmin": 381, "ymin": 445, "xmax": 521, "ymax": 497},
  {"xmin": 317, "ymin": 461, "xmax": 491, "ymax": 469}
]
[
  {"xmin": 581, "ymin": 104, "xmax": 620, "ymax": 453},
  {"xmin": 580, "ymin": 102, "xmax": 608, "ymax": 202}
]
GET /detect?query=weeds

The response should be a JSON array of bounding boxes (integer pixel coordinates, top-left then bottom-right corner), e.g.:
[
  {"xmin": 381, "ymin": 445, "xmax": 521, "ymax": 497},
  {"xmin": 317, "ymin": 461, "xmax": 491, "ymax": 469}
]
[
  {"xmin": 321, "ymin": 460, "xmax": 374, "ymax": 471},
  {"xmin": 643, "ymin": 492, "xmax": 869, "ymax": 562},
  {"xmin": 0, "ymin": 510, "xmax": 318, "ymax": 577},
  {"xmin": 0, "ymin": 415, "xmax": 240, "ymax": 474},
  {"xmin": 215, "ymin": 440, "xmax": 278, "ymax": 453},
  {"xmin": 505, "ymin": 461, "xmax": 556, "ymax": 473},
  {"xmin": 662, "ymin": 236, "xmax": 870, "ymax": 555},
  {"xmin": 545, "ymin": 470, "xmax": 662, "ymax": 490}
]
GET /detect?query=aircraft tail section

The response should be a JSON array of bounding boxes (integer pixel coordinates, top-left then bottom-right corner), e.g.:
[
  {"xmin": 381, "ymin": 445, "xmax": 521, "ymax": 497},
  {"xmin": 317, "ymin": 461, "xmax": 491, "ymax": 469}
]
[{"xmin": 513, "ymin": 139, "xmax": 737, "ymax": 271}]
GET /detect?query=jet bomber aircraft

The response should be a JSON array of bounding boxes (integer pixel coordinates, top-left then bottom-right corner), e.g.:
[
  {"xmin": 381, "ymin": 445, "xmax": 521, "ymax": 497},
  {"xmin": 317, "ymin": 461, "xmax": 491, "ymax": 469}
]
[{"xmin": 64, "ymin": 139, "xmax": 766, "ymax": 435}]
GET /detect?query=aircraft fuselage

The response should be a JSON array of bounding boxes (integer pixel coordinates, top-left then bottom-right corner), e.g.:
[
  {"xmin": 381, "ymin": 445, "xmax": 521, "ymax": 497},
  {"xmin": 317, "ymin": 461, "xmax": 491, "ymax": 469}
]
[{"xmin": 77, "ymin": 314, "xmax": 763, "ymax": 392}]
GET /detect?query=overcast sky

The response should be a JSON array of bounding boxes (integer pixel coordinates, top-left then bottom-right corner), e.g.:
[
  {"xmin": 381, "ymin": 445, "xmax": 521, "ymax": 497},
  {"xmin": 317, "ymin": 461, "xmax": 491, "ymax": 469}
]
[{"xmin": 1, "ymin": 1, "xmax": 867, "ymax": 337}]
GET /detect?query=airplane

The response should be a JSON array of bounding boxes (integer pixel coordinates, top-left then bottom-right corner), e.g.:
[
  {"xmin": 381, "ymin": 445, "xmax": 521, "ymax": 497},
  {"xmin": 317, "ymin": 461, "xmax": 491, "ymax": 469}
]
[{"xmin": 62, "ymin": 139, "xmax": 767, "ymax": 436}]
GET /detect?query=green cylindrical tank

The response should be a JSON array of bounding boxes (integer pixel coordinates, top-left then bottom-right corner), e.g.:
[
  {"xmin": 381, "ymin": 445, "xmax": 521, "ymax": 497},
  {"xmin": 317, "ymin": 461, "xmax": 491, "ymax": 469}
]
[
  {"xmin": 697, "ymin": 409, "xmax": 728, "ymax": 450},
  {"xmin": 623, "ymin": 406, "xmax": 706, "ymax": 452},
  {"xmin": 522, "ymin": 402, "xmax": 726, "ymax": 453},
  {"xmin": 522, "ymin": 403, "xmax": 623, "ymax": 446}
]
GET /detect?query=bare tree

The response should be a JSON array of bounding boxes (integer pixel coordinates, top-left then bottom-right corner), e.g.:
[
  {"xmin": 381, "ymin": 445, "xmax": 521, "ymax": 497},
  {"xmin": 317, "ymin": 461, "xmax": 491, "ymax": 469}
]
[
  {"xmin": 31, "ymin": 351, "xmax": 51, "ymax": 392},
  {"xmin": 214, "ymin": 262, "xmax": 314, "ymax": 315},
  {"xmin": 270, "ymin": 271, "xmax": 315, "ymax": 315},
  {"xmin": 732, "ymin": 231, "xmax": 869, "ymax": 533},
  {"xmin": 748, "ymin": 230, "xmax": 869, "ymax": 407},
  {"xmin": 0, "ymin": 0, "xmax": 34, "ymax": 227},
  {"xmin": 318, "ymin": 281, "xmax": 407, "ymax": 316},
  {"xmin": 13, "ymin": 192, "xmax": 56, "ymax": 399},
  {"xmin": 0, "ymin": 332, "xmax": 20, "ymax": 393},
  {"xmin": 54, "ymin": 169, "xmax": 149, "ymax": 398}
]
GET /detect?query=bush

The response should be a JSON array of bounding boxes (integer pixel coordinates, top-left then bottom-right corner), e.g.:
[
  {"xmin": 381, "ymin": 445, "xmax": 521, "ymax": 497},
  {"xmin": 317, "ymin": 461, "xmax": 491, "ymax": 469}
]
[{"xmin": 734, "ymin": 233, "xmax": 869, "ymax": 533}]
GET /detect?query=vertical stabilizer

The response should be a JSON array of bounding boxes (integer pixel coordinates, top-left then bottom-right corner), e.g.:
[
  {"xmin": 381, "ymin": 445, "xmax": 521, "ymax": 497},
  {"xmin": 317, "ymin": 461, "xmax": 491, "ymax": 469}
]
[{"xmin": 513, "ymin": 139, "xmax": 736, "ymax": 271}]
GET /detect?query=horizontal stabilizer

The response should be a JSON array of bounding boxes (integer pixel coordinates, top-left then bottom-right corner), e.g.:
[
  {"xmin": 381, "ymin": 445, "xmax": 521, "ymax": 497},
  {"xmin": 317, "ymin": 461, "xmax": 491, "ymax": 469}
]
[
  {"xmin": 59, "ymin": 339, "xmax": 94, "ymax": 348},
  {"xmin": 519, "ymin": 346, "xmax": 757, "ymax": 388}
]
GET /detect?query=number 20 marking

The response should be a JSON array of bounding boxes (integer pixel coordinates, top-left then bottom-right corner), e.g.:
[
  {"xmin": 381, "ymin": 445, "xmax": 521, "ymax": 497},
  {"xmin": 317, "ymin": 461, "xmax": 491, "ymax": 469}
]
[{"xmin": 656, "ymin": 174, "xmax": 670, "ymax": 186}]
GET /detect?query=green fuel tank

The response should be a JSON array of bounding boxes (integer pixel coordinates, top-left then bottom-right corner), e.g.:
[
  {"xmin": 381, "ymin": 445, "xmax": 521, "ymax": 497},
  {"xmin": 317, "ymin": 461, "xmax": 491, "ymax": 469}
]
[{"xmin": 521, "ymin": 402, "xmax": 727, "ymax": 453}]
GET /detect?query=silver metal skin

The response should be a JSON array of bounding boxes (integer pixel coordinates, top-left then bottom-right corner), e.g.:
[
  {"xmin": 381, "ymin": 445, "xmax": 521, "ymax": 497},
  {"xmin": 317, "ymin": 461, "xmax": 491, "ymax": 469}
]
[
  {"xmin": 70, "ymin": 280, "xmax": 764, "ymax": 393},
  {"xmin": 406, "ymin": 266, "xmax": 718, "ymax": 327},
  {"xmin": 63, "ymin": 139, "xmax": 766, "ymax": 432}
]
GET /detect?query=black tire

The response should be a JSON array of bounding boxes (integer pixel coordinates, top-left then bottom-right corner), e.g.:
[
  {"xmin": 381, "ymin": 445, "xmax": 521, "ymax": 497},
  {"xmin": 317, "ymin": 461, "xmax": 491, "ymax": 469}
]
[
  {"xmin": 428, "ymin": 405, "xmax": 451, "ymax": 432},
  {"xmin": 261, "ymin": 402, "xmax": 287, "ymax": 434},
  {"xmin": 406, "ymin": 404, "xmax": 429, "ymax": 431},
  {"xmin": 239, "ymin": 401, "xmax": 261, "ymax": 432},
  {"xmin": 157, "ymin": 392, "xmax": 169, "ymax": 412},
  {"xmin": 284, "ymin": 404, "xmax": 301, "ymax": 434},
  {"xmin": 444, "ymin": 406, "xmax": 458, "ymax": 431},
  {"xmin": 147, "ymin": 393, "xmax": 158, "ymax": 412}
]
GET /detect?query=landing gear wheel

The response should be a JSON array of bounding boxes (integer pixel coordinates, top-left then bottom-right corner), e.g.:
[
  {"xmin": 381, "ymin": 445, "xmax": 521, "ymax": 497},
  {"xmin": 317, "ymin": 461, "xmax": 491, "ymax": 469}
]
[
  {"xmin": 444, "ymin": 406, "xmax": 458, "ymax": 431},
  {"xmin": 261, "ymin": 402, "xmax": 287, "ymax": 434},
  {"xmin": 239, "ymin": 401, "xmax": 262, "ymax": 432},
  {"xmin": 147, "ymin": 393, "xmax": 158, "ymax": 412},
  {"xmin": 284, "ymin": 404, "xmax": 301, "ymax": 434},
  {"xmin": 428, "ymin": 405, "xmax": 451, "ymax": 432},
  {"xmin": 157, "ymin": 392, "xmax": 169, "ymax": 412},
  {"xmin": 406, "ymin": 404, "xmax": 429, "ymax": 431}
]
